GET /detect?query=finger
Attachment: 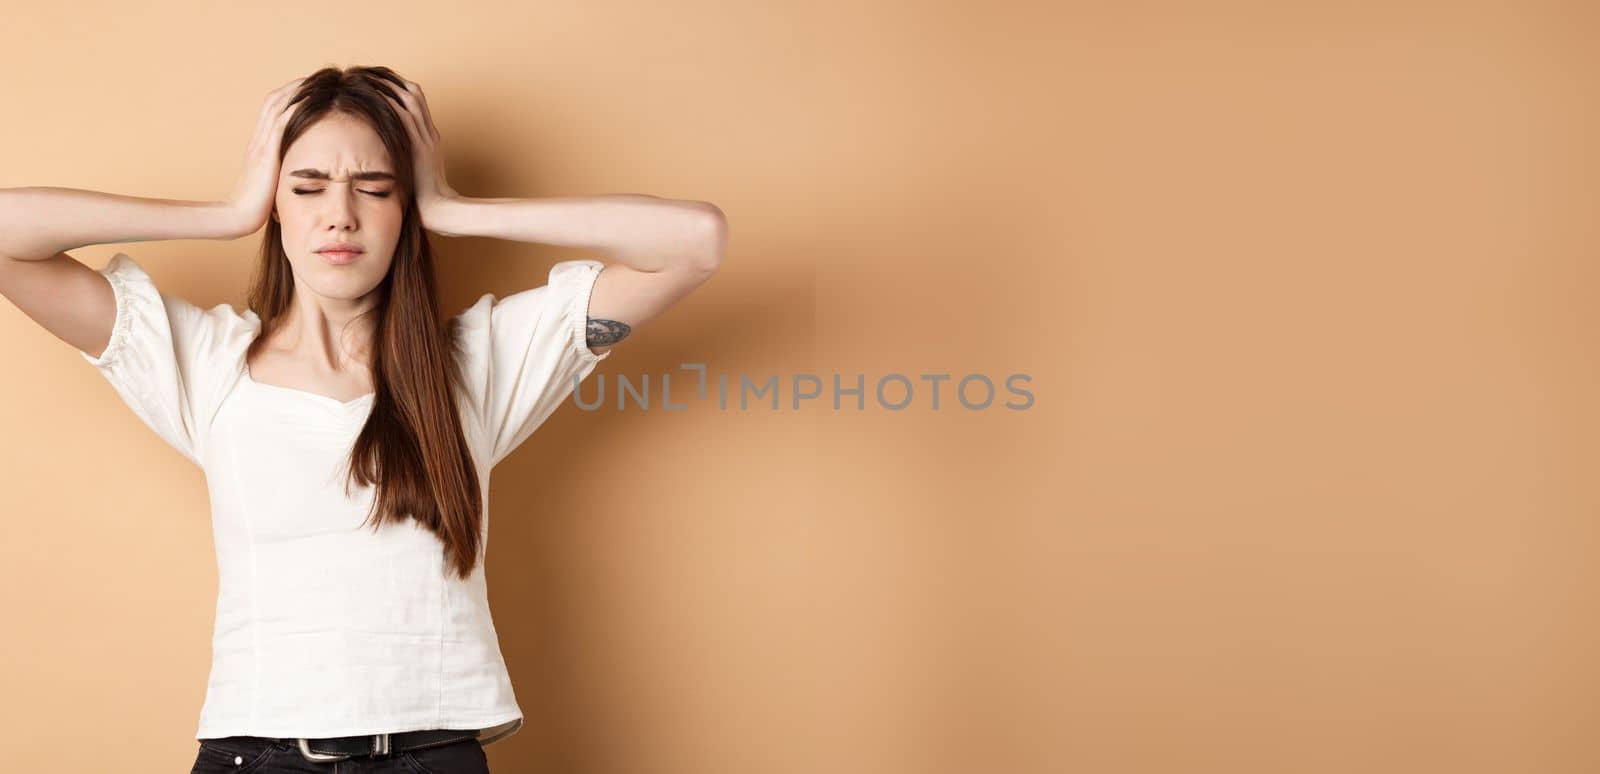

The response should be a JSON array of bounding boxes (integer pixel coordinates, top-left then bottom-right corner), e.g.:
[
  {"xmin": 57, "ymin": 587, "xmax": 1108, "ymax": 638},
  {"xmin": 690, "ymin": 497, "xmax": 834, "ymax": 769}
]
[
  {"xmin": 395, "ymin": 81, "xmax": 438, "ymax": 144},
  {"xmin": 259, "ymin": 92, "xmax": 283, "ymax": 119},
  {"xmin": 263, "ymin": 84, "xmax": 296, "ymax": 116},
  {"xmin": 383, "ymin": 91, "xmax": 412, "ymax": 123},
  {"xmin": 387, "ymin": 88, "xmax": 423, "ymax": 127},
  {"xmin": 271, "ymin": 78, "xmax": 303, "ymax": 101},
  {"xmin": 383, "ymin": 93, "xmax": 421, "ymax": 142},
  {"xmin": 410, "ymin": 87, "xmax": 439, "ymax": 143}
]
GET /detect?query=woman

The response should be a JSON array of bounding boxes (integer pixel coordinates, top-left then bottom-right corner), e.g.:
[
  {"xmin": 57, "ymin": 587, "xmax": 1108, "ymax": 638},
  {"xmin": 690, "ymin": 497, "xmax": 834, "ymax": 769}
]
[{"xmin": 0, "ymin": 65, "xmax": 726, "ymax": 773}]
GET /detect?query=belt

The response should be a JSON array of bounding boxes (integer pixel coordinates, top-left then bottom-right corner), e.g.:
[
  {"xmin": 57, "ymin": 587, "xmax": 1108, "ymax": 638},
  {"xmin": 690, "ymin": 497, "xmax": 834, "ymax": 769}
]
[{"xmin": 285, "ymin": 728, "xmax": 480, "ymax": 762}]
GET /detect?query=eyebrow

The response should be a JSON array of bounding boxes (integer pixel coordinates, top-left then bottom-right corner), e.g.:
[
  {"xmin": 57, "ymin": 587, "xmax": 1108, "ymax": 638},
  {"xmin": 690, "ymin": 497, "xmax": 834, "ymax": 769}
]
[{"xmin": 288, "ymin": 168, "xmax": 397, "ymax": 182}]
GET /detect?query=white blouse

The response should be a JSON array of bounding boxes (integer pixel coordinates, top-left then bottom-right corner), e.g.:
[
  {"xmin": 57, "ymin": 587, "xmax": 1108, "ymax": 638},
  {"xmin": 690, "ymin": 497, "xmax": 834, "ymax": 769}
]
[{"xmin": 77, "ymin": 252, "xmax": 611, "ymax": 744}]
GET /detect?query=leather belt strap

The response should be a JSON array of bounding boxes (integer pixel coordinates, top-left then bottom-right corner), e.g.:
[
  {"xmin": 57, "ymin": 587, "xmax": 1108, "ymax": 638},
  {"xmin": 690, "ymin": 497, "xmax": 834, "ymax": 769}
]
[{"xmin": 286, "ymin": 729, "xmax": 480, "ymax": 761}]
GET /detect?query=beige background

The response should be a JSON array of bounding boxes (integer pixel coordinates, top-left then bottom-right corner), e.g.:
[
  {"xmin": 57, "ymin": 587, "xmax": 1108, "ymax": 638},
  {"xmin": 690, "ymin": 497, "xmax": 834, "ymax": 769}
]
[{"xmin": 1, "ymin": 1, "xmax": 1595, "ymax": 772}]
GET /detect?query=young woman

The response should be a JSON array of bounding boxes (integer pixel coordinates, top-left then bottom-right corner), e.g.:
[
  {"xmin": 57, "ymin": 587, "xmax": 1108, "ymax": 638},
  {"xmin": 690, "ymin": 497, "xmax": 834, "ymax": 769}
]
[{"xmin": 0, "ymin": 65, "xmax": 725, "ymax": 773}]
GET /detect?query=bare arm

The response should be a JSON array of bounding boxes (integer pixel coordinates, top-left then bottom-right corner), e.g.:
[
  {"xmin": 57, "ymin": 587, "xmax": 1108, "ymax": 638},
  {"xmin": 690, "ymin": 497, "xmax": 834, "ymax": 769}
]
[
  {"xmin": 0, "ymin": 189, "xmax": 249, "ymax": 360},
  {"xmin": 377, "ymin": 81, "xmax": 725, "ymax": 359},
  {"xmin": 0, "ymin": 249, "xmax": 119, "ymax": 360},
  {"xmin": 0, "ymin": 77, "xmax": 304, "ymax": 359},
  {"xmin": 0, "ymin": 187, "xmax": 246, "ymax": 260},
  {"xmin": 432, "ymin": 193, "xmax": 726, "ymax": 355}
]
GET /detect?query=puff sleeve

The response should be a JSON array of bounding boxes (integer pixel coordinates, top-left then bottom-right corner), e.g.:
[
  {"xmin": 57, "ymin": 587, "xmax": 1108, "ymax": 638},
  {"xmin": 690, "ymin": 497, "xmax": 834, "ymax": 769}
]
[
  {"xmin": 78, "ymin": 253, "xmax": 240, "ymax": 468},
  {"xmin": 451, "ymin": 259, "xmax": 613, "ymax": 468}
]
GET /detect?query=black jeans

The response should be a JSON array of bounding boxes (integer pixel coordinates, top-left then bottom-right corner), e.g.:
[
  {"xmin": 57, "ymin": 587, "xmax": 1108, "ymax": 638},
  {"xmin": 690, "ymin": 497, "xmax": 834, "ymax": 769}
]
[{"xmin": 189, "ymin": 735, "xmax": 490, "ymax": 773}]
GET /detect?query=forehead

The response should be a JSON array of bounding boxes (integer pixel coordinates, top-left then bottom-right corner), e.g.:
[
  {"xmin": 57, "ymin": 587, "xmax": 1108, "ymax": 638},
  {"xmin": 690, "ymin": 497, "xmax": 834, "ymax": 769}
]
[{"xmin": 282, "ymin": 114, "xmax": 391, "ymax": 172}]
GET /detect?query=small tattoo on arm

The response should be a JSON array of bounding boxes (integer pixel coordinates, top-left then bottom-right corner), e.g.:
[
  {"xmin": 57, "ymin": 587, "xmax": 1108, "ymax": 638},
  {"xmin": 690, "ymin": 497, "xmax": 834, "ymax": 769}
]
[{"xmin": 586, "ymin": 318, "xmax": 631, "ymax": 347}]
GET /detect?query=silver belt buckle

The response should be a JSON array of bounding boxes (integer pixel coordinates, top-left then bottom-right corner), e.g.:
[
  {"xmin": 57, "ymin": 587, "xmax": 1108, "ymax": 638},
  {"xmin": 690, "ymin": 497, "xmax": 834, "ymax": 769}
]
[{"xmin": 296, "ymin": 733, "xmax": 389, "ymax": 762}]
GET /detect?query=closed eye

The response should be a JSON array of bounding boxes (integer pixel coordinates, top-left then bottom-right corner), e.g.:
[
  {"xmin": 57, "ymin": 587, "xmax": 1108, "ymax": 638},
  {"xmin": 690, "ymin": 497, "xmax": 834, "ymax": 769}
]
[{"xmin": 292, "ymin": 189, "xmax": 392, "ymax": 198}]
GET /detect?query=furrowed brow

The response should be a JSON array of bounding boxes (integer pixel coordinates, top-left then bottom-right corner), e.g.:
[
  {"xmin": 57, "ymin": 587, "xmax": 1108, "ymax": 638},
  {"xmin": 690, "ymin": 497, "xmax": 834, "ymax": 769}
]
[{"xmin": 288, "ymin": 169, "xmax": 397, "ymax": 182}]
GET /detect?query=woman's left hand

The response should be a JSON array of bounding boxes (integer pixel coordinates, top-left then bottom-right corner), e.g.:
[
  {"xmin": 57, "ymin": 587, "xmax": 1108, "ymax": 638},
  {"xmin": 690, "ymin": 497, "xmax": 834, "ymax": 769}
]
[{"xmin": 381, "ymin": 79, "xmax": 460, "ymax": 234}]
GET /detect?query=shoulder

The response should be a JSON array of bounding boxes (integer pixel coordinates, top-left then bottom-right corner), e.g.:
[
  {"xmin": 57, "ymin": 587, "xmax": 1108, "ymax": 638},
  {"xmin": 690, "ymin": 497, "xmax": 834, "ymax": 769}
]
[
  {"xmin": 444, "ymin": 260, "xmax": 612, "ymax": 467},
  {"xmin": 446, "ymin": 259, "xmax": 606, "ymax": 349},
  {"xmin": 78, "ymin": 253, "xmax": 261, "ymax": 466},
  {"xmin": 84, "ymin": 253, "xmax": 259, "ymax": 369},
  {"xmin": 98, "ymin": 252, "xmax": 258, "ymax": 330}
]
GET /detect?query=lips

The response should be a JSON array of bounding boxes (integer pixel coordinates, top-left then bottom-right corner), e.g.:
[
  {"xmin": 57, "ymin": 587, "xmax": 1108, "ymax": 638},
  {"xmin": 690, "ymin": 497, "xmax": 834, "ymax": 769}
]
[
  {"xmin": 316, "ymin": 243, "xmax": 364, "ymax": 254},
  {"xmin": 316, "ymin": 243, "xmax": 365, "ymax": 265},
  {"xmin": 319, "ymin": 249, "xmax": 363, "ymax": 265}
]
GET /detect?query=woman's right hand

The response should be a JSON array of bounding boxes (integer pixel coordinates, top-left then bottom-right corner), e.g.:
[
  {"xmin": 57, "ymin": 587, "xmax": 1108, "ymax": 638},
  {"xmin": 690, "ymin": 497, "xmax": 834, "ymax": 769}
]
[{"xmin": 224, "ymin": 77, "xmax": 305, "ymax": 236}]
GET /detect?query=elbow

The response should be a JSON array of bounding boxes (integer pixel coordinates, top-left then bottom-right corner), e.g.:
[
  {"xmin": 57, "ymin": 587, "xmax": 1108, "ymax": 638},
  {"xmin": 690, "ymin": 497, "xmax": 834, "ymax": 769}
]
[{"xmin": 687, "ymin": 202, "xmax": 727, "ymax": 275}]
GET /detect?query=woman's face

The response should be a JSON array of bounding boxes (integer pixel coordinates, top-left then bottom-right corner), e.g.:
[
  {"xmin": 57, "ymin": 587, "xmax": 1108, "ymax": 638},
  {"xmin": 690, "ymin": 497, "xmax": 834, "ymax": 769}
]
[{"xmin": 272, "ymin": 112, "xmax": 404, "ymax": 301}]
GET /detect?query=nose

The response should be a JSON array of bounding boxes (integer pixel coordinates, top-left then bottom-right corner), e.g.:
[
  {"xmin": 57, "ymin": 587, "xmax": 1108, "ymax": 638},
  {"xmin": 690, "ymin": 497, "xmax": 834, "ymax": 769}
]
[{"xmin": 321, "ymin": 183, "xmax": 359, "ymax": 231}]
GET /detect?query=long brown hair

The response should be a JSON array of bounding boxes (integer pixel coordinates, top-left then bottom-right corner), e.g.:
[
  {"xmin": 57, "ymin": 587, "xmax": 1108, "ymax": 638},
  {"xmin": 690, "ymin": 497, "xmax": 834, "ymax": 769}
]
[{"xmin": 245, "ymin": 65, "xmax": 484, "ymax": 580}]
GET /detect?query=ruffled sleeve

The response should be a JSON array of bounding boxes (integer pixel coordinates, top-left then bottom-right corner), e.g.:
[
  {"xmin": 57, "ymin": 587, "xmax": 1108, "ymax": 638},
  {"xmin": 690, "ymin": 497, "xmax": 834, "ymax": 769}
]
[
  {"xmin": 450, "ymin": 259, "xmax": 613, "ymax": 469},
  {"xmin": 78, "ymin": 253, "xmax": 247, "ymax": 468}
]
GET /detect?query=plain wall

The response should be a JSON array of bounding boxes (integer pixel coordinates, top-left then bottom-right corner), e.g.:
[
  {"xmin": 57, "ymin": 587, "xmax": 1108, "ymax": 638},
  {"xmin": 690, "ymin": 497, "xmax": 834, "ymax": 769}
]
[{"xmin": 1, "ymin": 1, "xmax": 1595, "ymax": 772}]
